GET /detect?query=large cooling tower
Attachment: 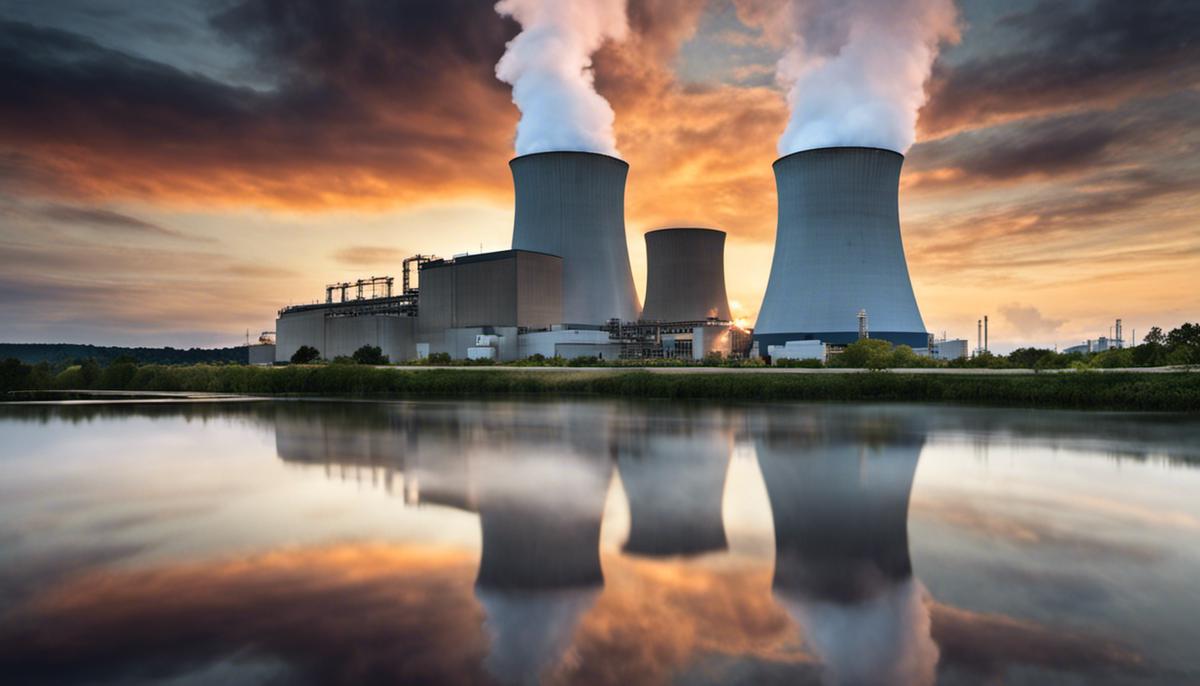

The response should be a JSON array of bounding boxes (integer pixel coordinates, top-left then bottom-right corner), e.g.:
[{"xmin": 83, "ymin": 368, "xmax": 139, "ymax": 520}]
[
  {"xmin": 510, "ymin": 151, "xmax": 641, "ymax": 325},
  {"xmin": 755, "ymin": 147, "xmax": 927, "ymax": 349},
  {"xmin": 640, "ymin": 228, "xmax": 732, "ymax": 322}
]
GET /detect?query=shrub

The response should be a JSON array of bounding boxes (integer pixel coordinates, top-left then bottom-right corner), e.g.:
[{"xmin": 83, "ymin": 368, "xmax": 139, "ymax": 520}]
[
  {"xmin": 426, "ymin": 352, "xmax": 452, "ymax": 366},
  {"xmin": 774, "ymin": 357, "xmax": 823, "ymax": 368},
  {"xmin": 352, "ymin": 345, "xmax": 389, "ymax": 365},
  {"xmin": 331, "ymin": 356, "xmax": 357, "ymax": 365},
  {"xmin": 290, "ymin": 346, "xmax": 321, "ymax": 364}
]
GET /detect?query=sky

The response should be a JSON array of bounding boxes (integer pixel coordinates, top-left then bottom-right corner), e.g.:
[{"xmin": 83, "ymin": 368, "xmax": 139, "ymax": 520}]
[{"xmin": 0, "ymin": 0, "xmax": 1197, "ymax": 352}]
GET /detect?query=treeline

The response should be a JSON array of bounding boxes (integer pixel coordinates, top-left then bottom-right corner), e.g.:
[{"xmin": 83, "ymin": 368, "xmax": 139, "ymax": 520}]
[
  {"xmin": 3, "ymin": 362, "xmax": 1199, "ymax": 411},
  {"xmin": 0, "ymin": 343, "xmax": 248, "ymax": 367}
]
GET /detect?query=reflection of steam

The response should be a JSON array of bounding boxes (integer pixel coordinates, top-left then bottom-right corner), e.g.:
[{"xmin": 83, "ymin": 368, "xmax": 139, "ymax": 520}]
[
  {"xmin": 759, "ymin": 422, "xmax": 935, "ymax": 686},
  {"xmin": 619, "ymin": 428, "xmax": 733, "ymax": 557},
  {"xmin": 778, "ymin": 579, "xmax": 936, "ymax": 686},
  {"xmin": 478, "ymin": 587, "xmax": 599, "ymax": 686}
]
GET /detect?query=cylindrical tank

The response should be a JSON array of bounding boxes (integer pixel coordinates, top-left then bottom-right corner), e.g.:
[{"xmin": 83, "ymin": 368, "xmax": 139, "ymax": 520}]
[
  {"xmin": 510, "ymin": 151, "xmax": 641, "ymax": 325},
  {"xmin": 640, "ymin": 228, "xmax": 732, "ymax": 323},
  {"xmin": 754, "ymin": 147, "xmax": 927, "ymax": 349}
]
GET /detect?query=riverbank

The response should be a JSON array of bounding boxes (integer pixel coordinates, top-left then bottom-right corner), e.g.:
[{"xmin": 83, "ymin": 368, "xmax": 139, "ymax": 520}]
[{"xmin": 5, "ymin": 364, "xmax": 1198, "ymax": 411}]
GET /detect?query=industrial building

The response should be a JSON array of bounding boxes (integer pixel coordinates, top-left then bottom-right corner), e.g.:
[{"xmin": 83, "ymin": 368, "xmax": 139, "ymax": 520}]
[
  {"xmin": 754, "ymin": 147, "xmax": 929, "ymax": 352},
  {"xmin": 272, "ymin": 147, "xmax": 942, "ymax": 364}
]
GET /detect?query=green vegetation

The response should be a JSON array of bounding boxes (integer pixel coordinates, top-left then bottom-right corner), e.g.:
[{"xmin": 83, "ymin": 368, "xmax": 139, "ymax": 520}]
[
  {"xmin": 0, "ymin": 343, "xmax": 247, "ymax": 366},
  {"xmin": 351, "ymin": 345, "xmax": 389, "ymax": 365},
  {"xmin": 1, "ymin": 358, "xmax": 1197, "ymax": 411},
  {"xmin": 290, "ymin": 345, "xmax": 321, "ymax": 364}
]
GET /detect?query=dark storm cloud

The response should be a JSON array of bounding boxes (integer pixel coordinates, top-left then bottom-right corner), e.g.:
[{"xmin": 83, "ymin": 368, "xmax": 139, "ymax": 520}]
[
  {"xmin": 0, "ymin": 1, "xmax": 520, "ymax": 206},
  {"xmin": 919, "ymin": 0, "xmax": 1200, "ymax": 137},
  {"xmin": 907, "ymin": 94, "xmax": 1200, "ymax": 187}
]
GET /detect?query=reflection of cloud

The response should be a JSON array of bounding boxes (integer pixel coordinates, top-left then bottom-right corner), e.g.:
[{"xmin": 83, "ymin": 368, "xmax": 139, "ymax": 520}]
[
  {"xmin": 930, "ymin": 602, "xmax": 1143, "ymax": 678},
  {"xmin": 912, "ymin": 496, "xmax": 1164, "ymax": 563},
  {"xmin": 0, "ymin": 544, "xmax": 487, "ymax": 685},
  {"xmin": 777, "ymin": 579, "xmax": 937, "ymax": 686}
]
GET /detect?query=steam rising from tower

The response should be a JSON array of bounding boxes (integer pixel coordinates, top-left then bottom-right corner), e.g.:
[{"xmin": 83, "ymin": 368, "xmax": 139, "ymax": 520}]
[
  {"xmin": 774, "ymin": 0, "xmax": 959, "ymax": 154},
  {"xmin": 495, "ymin": 0, "xmax": 628, "ymax": 156}
]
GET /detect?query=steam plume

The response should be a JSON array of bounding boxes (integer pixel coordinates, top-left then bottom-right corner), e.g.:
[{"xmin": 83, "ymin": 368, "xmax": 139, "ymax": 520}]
[
  {"xmin": 774, "ymin": 0, "xmax": 959, "ymax": 155},
  {"xmin": 495, "ymin": 0, "xmax": 628, "ymax": 157}
]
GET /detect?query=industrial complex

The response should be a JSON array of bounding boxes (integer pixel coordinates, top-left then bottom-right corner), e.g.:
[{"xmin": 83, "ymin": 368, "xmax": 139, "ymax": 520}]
[{"xmin": 267, "ymin": 147, "xmax": 946, "ymax": 365}]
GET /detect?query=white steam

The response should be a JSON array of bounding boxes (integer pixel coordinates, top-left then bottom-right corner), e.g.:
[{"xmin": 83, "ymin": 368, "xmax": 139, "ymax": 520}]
[
  {"xmin": 495, "ymin": 0, "xmax": 628, "ymax": 157},
  {"xmin": 774, "ymin": 0, "xmax": 959, "ymax": 155}
]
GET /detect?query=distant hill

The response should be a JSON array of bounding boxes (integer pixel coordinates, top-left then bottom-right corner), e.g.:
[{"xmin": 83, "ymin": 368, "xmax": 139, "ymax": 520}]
[{"xmin": 0, "ymin": 343, "xmax": 249, "ymax": 367}]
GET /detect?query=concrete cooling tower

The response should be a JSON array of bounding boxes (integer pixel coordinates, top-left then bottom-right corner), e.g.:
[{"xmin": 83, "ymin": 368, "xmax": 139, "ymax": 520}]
[
  {"xmin": 755, "ymin": 147, "xmax": 928, "ymax": 349},
  {"xmin": 510, "ymin": 151, "xmax": 641, "ymax": 326},
  {"xmin": 640, "ymin": 228, "xmax": 732, "ymax": 322}
]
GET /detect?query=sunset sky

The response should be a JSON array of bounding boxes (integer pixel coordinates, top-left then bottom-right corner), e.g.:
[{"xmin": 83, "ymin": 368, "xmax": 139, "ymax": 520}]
[{"xmin": 1, "ymin": 0, "xmax": 1197, "ymax": 352}]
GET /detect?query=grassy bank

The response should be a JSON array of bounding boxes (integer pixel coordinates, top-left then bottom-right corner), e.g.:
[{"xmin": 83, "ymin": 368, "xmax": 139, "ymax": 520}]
[{"xmin": 6, "ymin": 363, "xmax": 1198, "ymax": 411}]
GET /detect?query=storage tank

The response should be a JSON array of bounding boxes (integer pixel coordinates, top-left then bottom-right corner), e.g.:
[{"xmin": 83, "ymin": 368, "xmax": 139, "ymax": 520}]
[
  {"xmin": 510, "ymin": 151, "xmax": 641, "ymax": 325},
  {"xmin": 641, "ymin": 228, "xmax": 732, "ymax": 323},
  {"xmin": 755, "ymin": 147, "xmax": 927, "ymax": 349}
]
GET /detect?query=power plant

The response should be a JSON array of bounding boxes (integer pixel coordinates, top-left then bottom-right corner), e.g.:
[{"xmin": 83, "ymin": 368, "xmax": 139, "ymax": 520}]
[
  {"xmin": 269, "ymin": 145, "xmax": 934, "ymax": 364},
  {"xmin": 755, "ymin": 147, "xmax": 928, "ymax": 350}
]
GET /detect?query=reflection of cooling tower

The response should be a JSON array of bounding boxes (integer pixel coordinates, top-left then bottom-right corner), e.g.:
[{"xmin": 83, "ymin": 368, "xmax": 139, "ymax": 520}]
[
  {"xmin": 755, "ymin": 147, "xmax": 927, "ymax": 349},
  {"xmin": 760, "ymin": 438, "xmax": 923, "ymax": 603},
  {"xmin": 510, "ymin": 152, "xmax": 641, "ymax": 325},
  {"xmin": 474, "ymin": 449, "xmax": 612, "ymax": 686},
  {"xmin": 474, "ymin": 451, "xmax": 612, "ymax": 589},
  {"xmin": 761, "ymin": 436, "xmax": 937, "ymax": 686},
  {"xmin": 619, "ymin": 432, "xmax": 732, "ymax": 557},
  {"xmin": 640, "ymin": 228, "xmax": 732, "ymax": 322}
]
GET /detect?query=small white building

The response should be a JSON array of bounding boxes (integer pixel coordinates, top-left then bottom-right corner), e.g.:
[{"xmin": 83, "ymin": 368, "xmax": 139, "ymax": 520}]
[{"xmin": 768, "ymin": 339, "xmax": 826, "ymax": 363}]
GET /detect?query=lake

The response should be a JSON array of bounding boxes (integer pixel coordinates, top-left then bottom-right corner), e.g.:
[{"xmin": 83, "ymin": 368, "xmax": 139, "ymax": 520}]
[{"xmin": 1, "ymin": 399, "xmax": 1198, "ymax": 685}]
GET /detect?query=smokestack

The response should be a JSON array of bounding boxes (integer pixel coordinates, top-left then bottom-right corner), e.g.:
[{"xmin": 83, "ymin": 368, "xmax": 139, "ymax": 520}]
[
  {"xmin": 984, "ymin": 315, "xmax": 989, "ymax": 353},
  {"xmin": 641, "ymin": 228, "xmax": 732, "ymax": 322},
  {"xmin": 977, "ymin": 319, "xmax": 982, "ymax": 355},
  {"xmin": 755, "ymin": 147, "xmax": 927, "ymax": 350},
  {"xmin": 510, "ymin": 152, "xmax": 641, "ymax": 325}
]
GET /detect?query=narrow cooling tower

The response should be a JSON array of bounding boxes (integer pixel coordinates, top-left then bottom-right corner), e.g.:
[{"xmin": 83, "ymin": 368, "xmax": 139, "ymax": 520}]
[
  {"xmin": 755, "ymin": 147, "xmax": 927, "ymax": 349},
  {"xmin": 640, "ymin": 228, "xmax": 733, "ymax": 322},
  {"xmin": 510, "ymin": 152, "xmax": 641, "ymax": 325}
]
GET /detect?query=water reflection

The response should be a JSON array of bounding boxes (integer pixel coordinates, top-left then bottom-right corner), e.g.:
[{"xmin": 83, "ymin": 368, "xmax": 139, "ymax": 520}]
[
  {"xmin": 758, "ymin": 415, "xmax": 935, "ymax": 685},
  {"xmin": 0, "ymin": 400, "xmax": 1197, "ymax": 685}
]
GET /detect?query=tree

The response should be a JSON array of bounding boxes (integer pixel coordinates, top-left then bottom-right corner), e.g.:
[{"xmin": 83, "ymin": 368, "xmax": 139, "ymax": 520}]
[
  {"xmin": 79, "ymin": 358, "xmax": 101, "ymax": 387},
  {"xmin": 351, "ymin": 345, "xmax": 389, "ymax": 365},
  {"xmin": 1143, "ymin": 326, "xmax": 1166, "ymax": 345},
  {"xmin": 1008, "ymin": 347, "xmax": 1054, "ymax": 369},
  {"xmin": 832, "ymin": 339, "xmax": 893, "ymax": 369},
  {"xmin": 290, "ymin": 345, "xmax": 321, "ymax": 364},
  {"xmin": 1166, "ymin": 323, "xmax": 1200, "ymax": 364}
]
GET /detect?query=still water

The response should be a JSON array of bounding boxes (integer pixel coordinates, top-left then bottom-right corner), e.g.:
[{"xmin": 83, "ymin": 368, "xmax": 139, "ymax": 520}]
[{"xmin": 1, "ymin": 399, "xmax": 1198, "ymax": 685}]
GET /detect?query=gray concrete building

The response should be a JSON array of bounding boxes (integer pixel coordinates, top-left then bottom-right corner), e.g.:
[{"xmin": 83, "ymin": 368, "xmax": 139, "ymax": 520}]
[
  {"xmin": 510, "ymin": 151, "xmax": 641, "ymax": 326},
  {"xmin": 416, "ymin": 249, "xmax": 563, "ymax": 360},
  {"xmin": 275, "ymin": 303, "xmax": 416, "ymax": 363},
  {"xmin": 755, "ymin": 147, "xmax": 928, "ymax": 350},
  {"xmin": 641, "ymin": 228, "xmax": 732, "ymax": 323}
]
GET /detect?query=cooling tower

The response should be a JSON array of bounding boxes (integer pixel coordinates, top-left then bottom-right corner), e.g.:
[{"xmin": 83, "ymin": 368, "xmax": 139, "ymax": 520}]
[
  {"xmin": 640, "ymin": 228, "xmax": 733, "ymax": 322},
  {"xmin": 755, "ymin": 147, "xmax": 927, "ymax": 349},
  {"xmin": 510, "ymin": 151, "xmax": 641, "ymax": 325}
]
